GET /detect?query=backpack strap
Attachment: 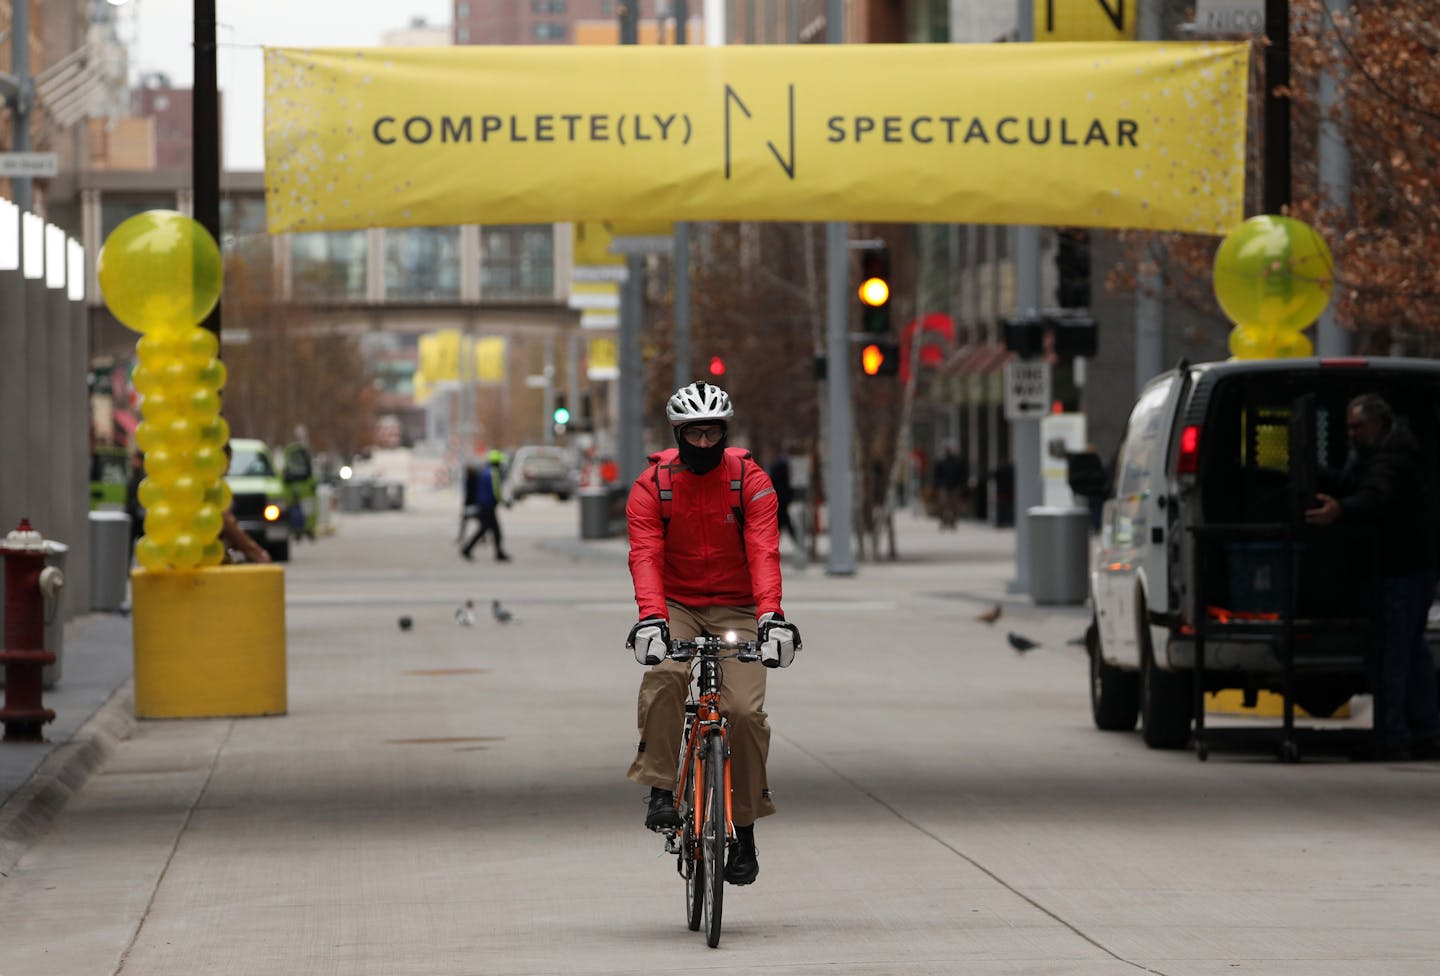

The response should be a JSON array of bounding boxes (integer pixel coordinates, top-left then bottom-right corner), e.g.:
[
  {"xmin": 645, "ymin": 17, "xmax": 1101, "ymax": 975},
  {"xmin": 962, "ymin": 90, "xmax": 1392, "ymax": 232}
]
[
  {"xmin": 725, "ymin": 450, "xmax": 747, "ymax": 535},
  {"xmin": 653, "ymin": 459, "xmax": 682, "ymax": 531},
  {"xmin": 650, "ymin": 448, "xmax": 750, "ymax": 543}
]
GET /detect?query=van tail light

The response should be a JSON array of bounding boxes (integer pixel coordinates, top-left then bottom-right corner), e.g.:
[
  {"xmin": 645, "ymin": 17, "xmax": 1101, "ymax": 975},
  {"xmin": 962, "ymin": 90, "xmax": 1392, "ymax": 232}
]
[{"xmin": 1176, "ymin": 425, "xmax": 1201, "ymax": 475}]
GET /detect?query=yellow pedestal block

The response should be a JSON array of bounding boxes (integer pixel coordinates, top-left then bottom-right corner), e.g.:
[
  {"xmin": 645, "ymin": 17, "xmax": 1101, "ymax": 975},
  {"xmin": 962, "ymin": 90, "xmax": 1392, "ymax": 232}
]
[
  {"xmin": 131, "ymin": 564, "xmax": 287, "ymax": 719},
  {"xmin": 1205, "ymin": 689, "xmax": 1351, "ymax": 719}
]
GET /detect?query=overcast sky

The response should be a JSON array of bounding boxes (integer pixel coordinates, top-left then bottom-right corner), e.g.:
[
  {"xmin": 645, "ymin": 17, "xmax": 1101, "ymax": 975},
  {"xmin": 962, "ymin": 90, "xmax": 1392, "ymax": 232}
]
[{"xmin": 127, "ymin": 0, "xmax": 453, "ymax": 171}]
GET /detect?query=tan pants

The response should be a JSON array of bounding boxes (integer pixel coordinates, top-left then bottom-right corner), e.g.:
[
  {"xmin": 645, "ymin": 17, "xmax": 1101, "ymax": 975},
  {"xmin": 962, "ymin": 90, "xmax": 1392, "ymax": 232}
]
[{"xmin": 626, "ymin": 601, "xmax": 776, "ymax": 825}]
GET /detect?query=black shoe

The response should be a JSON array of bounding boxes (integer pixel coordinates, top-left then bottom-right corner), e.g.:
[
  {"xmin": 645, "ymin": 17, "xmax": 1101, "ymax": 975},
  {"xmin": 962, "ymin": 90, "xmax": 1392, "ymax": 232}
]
[
  {"xmin": 495, "ymin": 551, "xmax": 511, "ymax": 562},
  {"xmin": 645, "ymin": 788, "xmax": 681, "ymax": 831},
  {"xmin": 460, "ymin": 550, "xmax": 474, "ymax": 562},
  {"xmin": 724, "ymin": 830, "xmax": 759, "ymax": 885}
]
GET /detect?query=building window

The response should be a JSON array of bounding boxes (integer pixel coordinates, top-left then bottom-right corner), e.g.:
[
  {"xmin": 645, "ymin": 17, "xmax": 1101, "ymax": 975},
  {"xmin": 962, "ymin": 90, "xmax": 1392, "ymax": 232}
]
[
  {"xmin": 457, "ymin": 26, "xmax": 469, "ymax": 43},
  {"xmin": 532, "ymin": 21, "xmax": 567, "ymax": 40},
  {"xmin": 457, "ymin": 1, "xmax": 469, "ymax": 16},
  {"xmin": 220, "ymin": 195, "xmax": 273, "ymax": 294},
  {"xmin": 481, "ymin": 225, "xmax": 554, "ymax": 300},
  {"xmin": 601, "ymin": 0, "xmax": 614, "ymax": 15},
  {"xmin": 531, "ymin": 0, "xmax": 566, "ymax": 12},
  {"xmin": 384, "ymin": 226, "xmax": 461, "ymax": 302},
  {"xmin": 101, "ymin": 194, "xmax": 178, "ymax": 244},
  {"xmin": 290, "ymin": 230, "xmax": 367, "ymax": 303}
]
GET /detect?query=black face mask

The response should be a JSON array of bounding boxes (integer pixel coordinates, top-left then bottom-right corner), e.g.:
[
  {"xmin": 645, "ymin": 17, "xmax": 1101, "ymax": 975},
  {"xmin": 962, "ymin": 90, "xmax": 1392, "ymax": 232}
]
[{"xmin": 676, "ymin": 431, "xmax": 728, "ymax": 474}]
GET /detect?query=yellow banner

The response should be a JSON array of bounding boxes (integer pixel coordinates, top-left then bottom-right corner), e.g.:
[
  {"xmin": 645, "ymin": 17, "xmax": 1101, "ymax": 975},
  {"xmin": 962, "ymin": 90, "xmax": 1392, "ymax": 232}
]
[{"xmin": 265, "ymin": 42, "xmax": 1247, "ymax": 235}]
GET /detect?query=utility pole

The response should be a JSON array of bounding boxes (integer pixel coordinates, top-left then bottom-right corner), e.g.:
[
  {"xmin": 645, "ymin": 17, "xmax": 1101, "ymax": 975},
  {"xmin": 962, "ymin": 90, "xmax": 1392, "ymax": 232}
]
[
  {"xmin": 1010, "ymin": 0, "xmax": 1041, "ymax": 595},
  {"xmin": 195, "ymin": 0, "xmax": 222, "ymax": 337},
  {"xmin": 823, "ymin": 0, "xmax": 855, "ymax": 576},
  {"xmin": 1263, "ymin": 0, "xmax": 1290, "ymax": 214},
  {"xmin": 616, "ymin": 1, "xmax": 644, "ymax": 484},
  {"xmin": 672, "ymin": 0, "xmax": 692, "ymax": 390},
  {"xmin": 1315, "ymin": 0, "xmax": 1351, "ymax": 356},
  {"xmin": 1134, "ymin": 0, "xmax": 1164, "ymax": 390}
]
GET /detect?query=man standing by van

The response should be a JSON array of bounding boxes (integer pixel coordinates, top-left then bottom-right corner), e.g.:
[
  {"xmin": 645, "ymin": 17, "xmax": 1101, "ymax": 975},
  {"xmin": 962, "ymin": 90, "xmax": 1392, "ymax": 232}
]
[{"xmin": 1306, "ymin": 393, "xmax": 1440, "ymax": 759}]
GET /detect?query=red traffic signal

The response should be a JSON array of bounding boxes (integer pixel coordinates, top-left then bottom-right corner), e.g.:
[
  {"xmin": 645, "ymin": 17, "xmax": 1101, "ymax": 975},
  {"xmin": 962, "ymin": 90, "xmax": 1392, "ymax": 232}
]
[{"xmin": 708, "ymin": 355, "xmax": 726, "ymax": 376}]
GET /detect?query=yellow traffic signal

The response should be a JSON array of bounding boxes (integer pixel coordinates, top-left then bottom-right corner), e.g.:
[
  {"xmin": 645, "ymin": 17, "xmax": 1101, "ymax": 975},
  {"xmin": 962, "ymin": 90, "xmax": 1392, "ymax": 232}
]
[
  {"xmin": 861, "ymin": 343, "xmax": 886, "ymax": 376},
  {"xmin": 858, "ymin": 276, "xmax": 890, "ymax": 308}
]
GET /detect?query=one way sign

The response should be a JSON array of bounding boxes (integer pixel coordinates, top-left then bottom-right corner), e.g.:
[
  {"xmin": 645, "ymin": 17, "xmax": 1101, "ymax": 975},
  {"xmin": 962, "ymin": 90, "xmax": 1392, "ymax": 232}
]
[{"xmin": 1004, "ymin": 361, "xmax": 1052, "ymax": 421}]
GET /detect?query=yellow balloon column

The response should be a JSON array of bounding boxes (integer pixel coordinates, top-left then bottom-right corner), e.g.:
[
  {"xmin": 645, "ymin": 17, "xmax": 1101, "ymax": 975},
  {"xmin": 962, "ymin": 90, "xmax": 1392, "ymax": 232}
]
[
  {"xmin": 1212, "ymin": 215, "xmax": 1334, "ymax": 359},
  {"xmin": 97, "ymin": 211, "xmax": 228, "ymax": 570}
]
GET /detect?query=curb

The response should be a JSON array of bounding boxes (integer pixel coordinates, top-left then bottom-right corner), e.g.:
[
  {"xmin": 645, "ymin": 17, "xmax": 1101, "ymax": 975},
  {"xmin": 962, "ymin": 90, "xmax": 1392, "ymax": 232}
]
[{"xmin": 0, "ymin": 681, "xmax": 136, "ymax": 876}]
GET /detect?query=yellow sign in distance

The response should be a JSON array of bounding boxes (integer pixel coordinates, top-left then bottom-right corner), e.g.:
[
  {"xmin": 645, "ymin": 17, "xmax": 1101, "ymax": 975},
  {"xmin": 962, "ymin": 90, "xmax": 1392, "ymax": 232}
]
[
  {"xmin": 264, "ymin": 42, "xmax": 1248, "ymax": 235},
  {"xmin": 1034, "ymin": 0, "xmax": 1136, "ymax": 43}
]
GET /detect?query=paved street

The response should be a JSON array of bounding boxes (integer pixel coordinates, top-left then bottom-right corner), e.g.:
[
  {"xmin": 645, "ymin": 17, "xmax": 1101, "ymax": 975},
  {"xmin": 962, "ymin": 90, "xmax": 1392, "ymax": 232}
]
[{"xmin": 3, "ymin": 482, "xmax": 1440, "ymax": 975}]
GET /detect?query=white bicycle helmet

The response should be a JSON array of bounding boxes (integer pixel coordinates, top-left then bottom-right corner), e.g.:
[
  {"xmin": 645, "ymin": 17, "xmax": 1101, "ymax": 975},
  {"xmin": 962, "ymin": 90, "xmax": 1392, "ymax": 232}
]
[{"xmin": 666, "ymin": 381, "xmax": 734, "ymax": 427}]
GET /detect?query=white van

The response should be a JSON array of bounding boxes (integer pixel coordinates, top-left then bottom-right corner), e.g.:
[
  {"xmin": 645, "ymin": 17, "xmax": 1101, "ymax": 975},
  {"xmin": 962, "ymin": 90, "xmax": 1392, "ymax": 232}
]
[{"xmin": 1071, "ymin": 357, "xmax": 1440, "ymax": 749}]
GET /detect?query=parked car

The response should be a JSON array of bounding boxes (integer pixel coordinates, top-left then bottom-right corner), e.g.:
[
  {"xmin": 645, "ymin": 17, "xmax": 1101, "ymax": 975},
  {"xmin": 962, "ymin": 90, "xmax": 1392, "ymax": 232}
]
[
  {"xmin": 1069, "ymin": 357, "xmax": 1440, "ymax": 750},
  {"xmin": 504, "ymin": 445, "xmax": 578, "ymax": 501},
  {"xmin": 226, "ymin": 438, "xmax": 291, "ymax": 561}
]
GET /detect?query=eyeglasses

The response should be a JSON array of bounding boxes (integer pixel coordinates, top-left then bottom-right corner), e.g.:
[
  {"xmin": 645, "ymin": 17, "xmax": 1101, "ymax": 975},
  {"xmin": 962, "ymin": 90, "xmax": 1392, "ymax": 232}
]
[{"xmin": 681, "ymin": 424, "xmax": 725, "ymax": 446}]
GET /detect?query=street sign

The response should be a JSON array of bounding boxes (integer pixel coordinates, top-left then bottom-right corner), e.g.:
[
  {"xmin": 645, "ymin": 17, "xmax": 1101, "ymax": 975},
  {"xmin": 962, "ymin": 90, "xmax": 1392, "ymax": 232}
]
[
  {"xmin": 0, "ymin": 152, "xmax": 58, "ymax": 177},
  {"xmin": 1193, "ymin": 0, "xmax": 1264, "ymax": 35},
  {"xmin": 1004, "ymin": 361, "xmax": 1052, "ymax": 421}
]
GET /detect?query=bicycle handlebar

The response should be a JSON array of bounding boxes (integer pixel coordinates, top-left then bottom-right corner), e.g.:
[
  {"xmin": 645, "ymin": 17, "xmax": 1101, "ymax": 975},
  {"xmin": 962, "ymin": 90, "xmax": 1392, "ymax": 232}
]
[{"xmin": 668, "ymin": 635, "xmax": 761, "ymax": 662}]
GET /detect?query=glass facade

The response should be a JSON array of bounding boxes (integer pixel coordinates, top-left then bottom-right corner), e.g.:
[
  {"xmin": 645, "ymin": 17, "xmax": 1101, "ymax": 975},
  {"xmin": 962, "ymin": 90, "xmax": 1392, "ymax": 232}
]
[
  {"xmin": 385, "ymin": 226, "xmax": 461, "ymax": 301},
  {"xmin": 481, "ymin": 225, "xmax": 554, "ymax": 300},
  {"xmin": 221, "ymin": 195, "xmax": 273, "ymax": 293},
  {"xmin": 291, "ymin": 229, "xmax": 367, "ymax": 302},
  {"xmin": 101, "ymin": 194, "xmax": 176, "ymax": 242}
]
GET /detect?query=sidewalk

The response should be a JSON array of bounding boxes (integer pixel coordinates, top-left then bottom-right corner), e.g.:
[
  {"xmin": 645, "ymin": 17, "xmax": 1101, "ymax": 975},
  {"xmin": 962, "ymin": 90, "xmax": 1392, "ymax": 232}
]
[
  {"xmin": 0, "ymin": 612, "xmax": 135, "ymax": 873},
  {"xmin": 0, "ymin": 505, "xmax": 1075, "ymax": 877}
]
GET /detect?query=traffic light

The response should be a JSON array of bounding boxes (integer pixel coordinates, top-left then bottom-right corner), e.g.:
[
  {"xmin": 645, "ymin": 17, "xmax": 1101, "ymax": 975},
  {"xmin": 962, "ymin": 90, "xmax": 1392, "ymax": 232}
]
[
  {"xmin": 552, "ymin": 395, "xmax": 570, "ymax": 430},
  {"xmin": 859, "ymin": 340, "xmax": 899, "ymax": 377},
  {"xmin": 1055, "ymin": 228, "xmax": 1091, "ymax": 309},
  {"xmin": 708, "ymin": 355, "xmax": 726, "ymax": 377},
  {"xmin": 857, "ymin": 246, "xmax": 892, "ymax": 333}
]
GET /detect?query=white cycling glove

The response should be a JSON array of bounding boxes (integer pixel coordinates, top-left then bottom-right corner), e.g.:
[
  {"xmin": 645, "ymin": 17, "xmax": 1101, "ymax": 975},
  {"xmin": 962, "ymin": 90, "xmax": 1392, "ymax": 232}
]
[
  {"xmin": 758, "ymin": 612, "xmax": 801, "ymax": 669},
  {"xmin": 627, "ymin": 617, "xmax": 671, "ymax": 666}
]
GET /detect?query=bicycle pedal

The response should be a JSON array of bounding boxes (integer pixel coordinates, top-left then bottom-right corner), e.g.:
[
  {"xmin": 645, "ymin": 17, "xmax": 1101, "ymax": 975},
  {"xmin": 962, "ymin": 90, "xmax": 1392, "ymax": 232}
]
[{"xmin": 661, "ymin": 829, "xmax": 681, "ymax": 855}]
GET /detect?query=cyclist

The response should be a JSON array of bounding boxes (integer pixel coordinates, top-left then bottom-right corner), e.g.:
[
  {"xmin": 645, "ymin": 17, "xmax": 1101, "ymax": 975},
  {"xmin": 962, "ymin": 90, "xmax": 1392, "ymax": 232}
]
[{"xmin": 625, "ymin": 381, "xmax": 801, "ymax": 887}]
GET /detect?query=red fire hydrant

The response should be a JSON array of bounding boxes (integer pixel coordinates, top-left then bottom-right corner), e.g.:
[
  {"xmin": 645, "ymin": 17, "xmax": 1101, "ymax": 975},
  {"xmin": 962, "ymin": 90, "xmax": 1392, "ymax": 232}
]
[{"xmin": 1, "ymin": 519, "xmax": 58, "ymax": 742}]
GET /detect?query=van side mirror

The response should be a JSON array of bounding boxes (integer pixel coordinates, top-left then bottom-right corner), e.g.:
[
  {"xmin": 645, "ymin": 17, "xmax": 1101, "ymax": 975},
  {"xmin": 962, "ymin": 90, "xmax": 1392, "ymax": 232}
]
[{"xmin": 1066, "ymin": 451, "xmax": 1109, "ymax": 499}]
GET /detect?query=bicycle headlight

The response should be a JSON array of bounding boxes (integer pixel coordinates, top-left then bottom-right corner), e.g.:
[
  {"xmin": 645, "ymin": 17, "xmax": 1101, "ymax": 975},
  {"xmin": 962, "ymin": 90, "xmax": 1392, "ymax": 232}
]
[{"xmin": 724, "ymin": 630, "xmax": 737, "ymax": 643}]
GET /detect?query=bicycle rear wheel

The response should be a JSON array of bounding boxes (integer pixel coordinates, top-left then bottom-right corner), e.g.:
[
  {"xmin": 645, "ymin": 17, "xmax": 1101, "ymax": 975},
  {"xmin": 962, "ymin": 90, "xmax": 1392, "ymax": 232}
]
[{"xmin": 703, "ymin": 733, "xmax": 726, "ymax": 948}]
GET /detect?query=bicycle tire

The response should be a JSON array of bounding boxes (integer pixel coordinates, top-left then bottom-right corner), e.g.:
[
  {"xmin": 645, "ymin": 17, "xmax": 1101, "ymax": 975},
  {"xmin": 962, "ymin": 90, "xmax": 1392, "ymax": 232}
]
[
  {"xmin": 685, "ymin": 754, "xmax": 708, "ymax": 938},
  {"xmin": 703, "ymin": 733, "xmax": 726, "ymax": 948}
]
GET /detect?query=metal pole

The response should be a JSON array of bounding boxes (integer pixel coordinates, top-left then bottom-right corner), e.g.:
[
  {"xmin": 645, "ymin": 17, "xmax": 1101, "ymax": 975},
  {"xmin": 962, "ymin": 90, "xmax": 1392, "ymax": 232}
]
[
  {"xmin": 823, "ymin": 0, "xmax": 854, "ymax": 575},
  {"xmin": 1315, "ymin": 0, "xmax": 1351, "ymax": 357},
  {"xmin": 672, "ymin": 0, "xmax": 692, "ymax": 391},
  {"xmin": 194, "ymin": 0, "xmax": 222, "ymax": 337},
  {"xmin": 542, "ymin": 334, "xmax": 556, "ymax": 446},
  {"xmin": 1010, "ymin": 0, "xmax": 1040, "ymax": 595},
  {"xmin": 1135, "ymin": 0, "xmax": 1165, "ymax": 389},
  {"xmin": 1263, "ymin": 0, "xmax": 1291, "ymax": 214},
  {"xmin": 618, "ymin": 254, "xmax": 646, "ymax": 485},
  {"xmin": 44, "ymin": 227, "xmax": 74, "ymax": 619},
  {"xmin": 617, "ymin": 6, "xmax": 644, "ymax": 486},
  {"xmin": 11, "ymin": 0, "xmax": 32, "ymax": 214},
  {"xmin": 22, "ymin": 213, "xmax": 49, "ymax": 538},
  {"xmin": 68, "ymin": 239, "xmax": 90, "ymax": 616}
]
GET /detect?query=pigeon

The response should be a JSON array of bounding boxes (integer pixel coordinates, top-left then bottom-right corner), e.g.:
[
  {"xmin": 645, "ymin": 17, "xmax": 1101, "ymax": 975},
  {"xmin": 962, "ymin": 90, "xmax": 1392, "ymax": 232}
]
[
  {"xmin": 398, "ymin": 615, "xmax": 413, "ymax": 632},
  {"xmin": 975, "ymin": 603, "xmax": 1003, "ymax": 625},
  {"xmin": 1007, "ymin": 632, "xmax": 1040, "ymax": 653},
  {"xmin": 491, "ymin": 599, "xmax": 515, "ymax": 624},
  {"xmin": 455, "ymin": 600, "xmax": 476, "ymax": 627}
]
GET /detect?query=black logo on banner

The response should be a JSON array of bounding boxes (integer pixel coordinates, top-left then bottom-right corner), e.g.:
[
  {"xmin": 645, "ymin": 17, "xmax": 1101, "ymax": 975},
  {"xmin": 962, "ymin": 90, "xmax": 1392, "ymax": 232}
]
[{"xmin": 724, "ymin": 84, "xmax": 796, "ymax": 180}]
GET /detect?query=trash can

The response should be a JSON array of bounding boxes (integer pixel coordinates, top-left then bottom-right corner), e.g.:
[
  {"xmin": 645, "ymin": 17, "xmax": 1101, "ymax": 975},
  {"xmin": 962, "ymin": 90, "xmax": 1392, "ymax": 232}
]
[
  {"xmin": 90, "ymin": 511, "xmax": 132, "ymax": 612},
  {"xmin": 315, "ymin": 483, "xmax": 336, "ymax": 535},
  {"xmin": 579, "ymin": 487, "xmax": 611, "ymax": 539},
  {"xmin": 1027, "ymin": 506, "xmax": 1090, "ymax": 606},
  {"xmin": 0, "ymin": 539, "xmax": 67, "ymax": 689}
]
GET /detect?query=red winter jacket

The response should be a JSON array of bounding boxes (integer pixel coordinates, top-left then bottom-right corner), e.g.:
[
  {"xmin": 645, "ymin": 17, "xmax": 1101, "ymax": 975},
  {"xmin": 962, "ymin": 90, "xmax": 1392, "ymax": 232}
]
[{"xmin": 626, "ymin": 447, "xmax": 784, "ymax": 621}]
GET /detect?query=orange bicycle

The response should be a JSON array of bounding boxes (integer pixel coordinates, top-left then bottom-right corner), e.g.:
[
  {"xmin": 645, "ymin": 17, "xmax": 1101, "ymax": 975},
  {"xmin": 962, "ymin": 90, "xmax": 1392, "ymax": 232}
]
[{"xmin": 658, "ymin": 633, "xmax": 760, "ymax": 948}]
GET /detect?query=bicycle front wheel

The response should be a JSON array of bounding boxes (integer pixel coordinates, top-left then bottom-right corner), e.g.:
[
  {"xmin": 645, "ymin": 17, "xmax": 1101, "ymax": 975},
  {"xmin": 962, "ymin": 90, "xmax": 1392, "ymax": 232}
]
[
  {"xmin": 703, "ymin": 733, "xmax": 727, "ymax": 948},
  {"xmin": 684, "ymin": 795, "xmax": 703, "ymax": 932}
]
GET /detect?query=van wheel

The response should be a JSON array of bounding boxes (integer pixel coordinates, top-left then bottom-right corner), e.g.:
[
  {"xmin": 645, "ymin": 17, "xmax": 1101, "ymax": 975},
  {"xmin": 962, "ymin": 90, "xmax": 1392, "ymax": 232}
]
[
  {"xmin": 1137, "ymin": 595, "xmax": 1192, "ymax": 749},
  {"xmin": 1088, "ymin": 618, "xmax": 1139, "ymax": 731}
]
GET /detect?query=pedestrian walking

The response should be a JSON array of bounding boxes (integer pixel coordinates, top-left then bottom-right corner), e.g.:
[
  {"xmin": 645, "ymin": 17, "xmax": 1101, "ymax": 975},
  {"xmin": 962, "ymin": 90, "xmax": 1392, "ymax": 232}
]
[{"xmin": 461, "ymin": 449, "xmax": 510, "ymax": 562}]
